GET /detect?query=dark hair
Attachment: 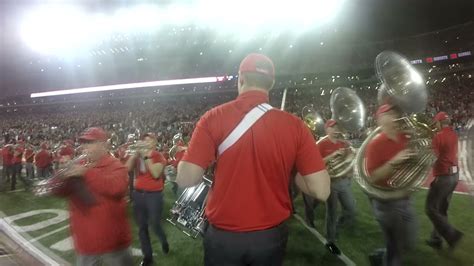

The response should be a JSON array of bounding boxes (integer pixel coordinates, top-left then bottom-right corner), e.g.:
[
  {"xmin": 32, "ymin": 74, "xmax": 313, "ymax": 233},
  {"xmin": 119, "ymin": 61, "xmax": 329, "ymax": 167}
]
[{"xmin": 241, "ymin": 72, "xmax": 274, "ymax": 91}]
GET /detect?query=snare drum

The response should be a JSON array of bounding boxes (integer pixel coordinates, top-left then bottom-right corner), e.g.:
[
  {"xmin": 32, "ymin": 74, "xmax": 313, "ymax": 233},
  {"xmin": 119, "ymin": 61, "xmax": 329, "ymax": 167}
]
[{"xmin": 167, "ymin": 176, "xmax": 212, "ymax": 238}]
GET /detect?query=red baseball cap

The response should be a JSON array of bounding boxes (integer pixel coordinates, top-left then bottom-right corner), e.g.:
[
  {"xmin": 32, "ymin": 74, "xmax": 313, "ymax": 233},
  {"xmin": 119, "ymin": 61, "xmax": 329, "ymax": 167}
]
[
  {"xmin": 375, "ymin": 104, "xmax": 394, "ymax": 118},
  {"xmin": 433, "ymin": 111, "xmax": 449, "ymax": 122},
  {"xmin": 325, "ymin": 119, "xmax": 337, "ymax": 129},
  {"xmin": 239, "ymin": 53, "xmax": 275, "ymax": 78},
  {"xmin": 79, "ymin": 127, "xmax": 108, "ymax": 142}
]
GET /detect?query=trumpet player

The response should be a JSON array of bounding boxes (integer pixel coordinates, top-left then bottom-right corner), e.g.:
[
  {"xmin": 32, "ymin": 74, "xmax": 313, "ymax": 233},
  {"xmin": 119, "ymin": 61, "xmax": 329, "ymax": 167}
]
[
  {"xmin": 126, "ymin": 133, "xmax": 169, "ymax": 266},
  {"xmin": 318, "ymin": 119, "xmax": 356, "ymax": 255},
  {"xmin": 54, "ymin": 127, "xmax": 133, "ymax": 266},
  {"xmin": 425, "ymin": 111, "xmax": 463, "ymax": 249},
  {"xmin": 365, "ymin": 104, "xmax": 417, "ymax": 266}
]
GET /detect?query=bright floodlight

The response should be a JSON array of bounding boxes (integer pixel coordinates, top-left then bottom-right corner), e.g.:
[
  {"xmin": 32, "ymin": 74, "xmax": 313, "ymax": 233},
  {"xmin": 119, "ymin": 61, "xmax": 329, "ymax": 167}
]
[
  {"xmin": 20, "ymin": 1, "xmax": 346, "ymax": 54},
  {"xmin": 20, "ymin": 6, "xmax": 95, "ymax": 54},
  {"xmin": 30, "ymin": 76, "xmax": 228, "ymax": 98}
]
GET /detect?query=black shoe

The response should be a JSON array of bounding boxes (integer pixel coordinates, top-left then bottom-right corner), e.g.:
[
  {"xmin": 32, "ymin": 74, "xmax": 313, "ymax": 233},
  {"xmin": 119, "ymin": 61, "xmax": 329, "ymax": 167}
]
[
  {"xmin": 325, "ymin": 242, "xmax": 341, "ymax": 255},
  {"xmin": 162, "ymin": 242, "xmax": 169, "ymax": 254},
  {"xmin": 139, "ymin": 258, "xmax": 153, "ymax": 266},
  {"xmin": 368, "ymin": 249, "xmax": 385, "ymax": 266},
  {"xmin": 425, "ymin": 239, "xmax": 442, "ymax": 250}
]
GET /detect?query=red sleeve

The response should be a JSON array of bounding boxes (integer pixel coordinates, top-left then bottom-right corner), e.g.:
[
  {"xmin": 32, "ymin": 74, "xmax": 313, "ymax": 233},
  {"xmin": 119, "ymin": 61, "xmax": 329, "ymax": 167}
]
[
  {"xmin": 87, "ymin": 163, "xmax": 129, "ymax": 198},
  {"xmin": 295, "ymin": 123, "xmax": 326, "ymax": 175},
  {"xmin": 432, "ymin": 133, "xmax": 441, "ymax": 158},
  {"xmin": 182, "ymin": 112, "xmax": 217, "ymax": 169},
  {"xmin": 366, "ymin": 139, "xmax": 383, "ymax": 175}
]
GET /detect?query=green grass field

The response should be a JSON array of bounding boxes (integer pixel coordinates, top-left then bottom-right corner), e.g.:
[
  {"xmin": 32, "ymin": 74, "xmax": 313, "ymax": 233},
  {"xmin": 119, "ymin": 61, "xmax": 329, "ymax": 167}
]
[{"xmin": 0, "ymin": 181, "xmax": 473, "ymax": 266}]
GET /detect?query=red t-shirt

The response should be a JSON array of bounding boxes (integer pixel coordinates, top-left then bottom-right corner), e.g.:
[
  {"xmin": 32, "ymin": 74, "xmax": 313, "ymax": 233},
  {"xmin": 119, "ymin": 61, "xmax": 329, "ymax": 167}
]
[
  {"xmin": 317, "ymin": 137, "xmax": 348, "ymax": 158},
  {"xmin": 432, "ymin": 127, "xmax": 458, "ymax": 176},
  {"xmin": 35, "ymin": 150, "xmax": 53, "ymax": 168},
  {"xmin": 366, "ymin": 132, "xmax": 408, "ymax": 188},
  {"xmin": 12, "ymin": 146, "xmax": 24, "ymax": 164},
  {"xmin": 182, "ymin": 90, "xmax": 326, "ymax": 232},
  {"xmin": 24, "ymin": 149, "xmax": 35, "ymax": 163},
  {"xmin": 2, "ymin": 147, "xmax": 13, "ymax": 166},
  {"xmin": 134, "ymin": 150, "xmax": 167, "ymax": 191}
]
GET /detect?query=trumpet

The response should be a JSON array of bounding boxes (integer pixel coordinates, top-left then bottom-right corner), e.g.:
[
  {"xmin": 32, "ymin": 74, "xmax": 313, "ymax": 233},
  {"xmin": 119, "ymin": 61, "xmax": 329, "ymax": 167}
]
[
  {"xmin": 33, "ymin": 154, "xmax": 91, "ymax": 196},
  {"xmin": 125, "ymin": 141, "xmax": 150, "ymax": 156}
]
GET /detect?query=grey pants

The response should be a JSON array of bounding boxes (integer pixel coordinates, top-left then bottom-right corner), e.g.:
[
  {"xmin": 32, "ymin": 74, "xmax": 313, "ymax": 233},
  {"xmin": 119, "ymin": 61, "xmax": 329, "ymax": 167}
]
[
  {"xmin": 25, "ymin": 163, "xmax": 35, "ymax": 180},
  {"xmin": 326, "ymin": 177, "xmax": 356, "ymax": 242},
  {"xmin": 371, "ymin": 197, "xmax": 417, "ymax": 266},
  {"xmin": 76, "ymin": 247, "xmax": 133, "ymax": 266},
  {"xmin": 426, "ymin": 174, "xmax": 462, "ymax": 245}
]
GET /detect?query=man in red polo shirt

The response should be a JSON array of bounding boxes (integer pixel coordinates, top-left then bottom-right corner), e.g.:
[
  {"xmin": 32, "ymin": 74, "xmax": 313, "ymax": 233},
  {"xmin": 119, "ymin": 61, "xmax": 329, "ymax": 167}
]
[
  {"xmin": 35, "ymin": 142, "xmax": 53, "ymax": 179},
  {"xmin": 318, "ymin": 119, "xmax": 356, "ymax": 255},
  {"xmin": 177, "ymin": 53, "xmax": 330, "ymax": 266},
  {"xmin": 126, "ymin": 133, "xmax": 169, "ymax": 266},
  {"xmin": 365, "ymin": 104, "xmax": 417, "ymax": 266},
  {"xmin": 425, "ymin": 111, "xmax": 463, "ymax": 249},
  {"xmin": 54, "ymin": 127, "xmax": 132, "ymax": 266}
]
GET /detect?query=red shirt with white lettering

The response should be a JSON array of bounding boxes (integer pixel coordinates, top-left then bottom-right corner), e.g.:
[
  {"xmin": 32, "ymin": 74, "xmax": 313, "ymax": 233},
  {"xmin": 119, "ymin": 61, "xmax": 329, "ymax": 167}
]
[
  {"xmin": 317, "ymin": 137, "xmax": 348, "ymax": 158},
  {"xmin": 182, "ymin": 90, "xmax": 326, "ymax": 232},
  {"xmin": 366, "ymin": 132, "xmax": 408, "ymax": 188},
  {"xmin": 134, "ymin": 150, "xmax": 167, "ymax": 191},
  {"xmin": 432, "ymin": 127, "xmax": 458, "ymax": 176}
]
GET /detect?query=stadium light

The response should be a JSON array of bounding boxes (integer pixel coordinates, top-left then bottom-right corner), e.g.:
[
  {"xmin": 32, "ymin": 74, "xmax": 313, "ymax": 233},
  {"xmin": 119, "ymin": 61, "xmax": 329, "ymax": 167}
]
[
  {"xmin": 20, "ymin": 1, "xmax": 346, "ymax": 54},
  {"xmin": 30, "ymin": 76, "xmax": 229, "ymax": 98}
]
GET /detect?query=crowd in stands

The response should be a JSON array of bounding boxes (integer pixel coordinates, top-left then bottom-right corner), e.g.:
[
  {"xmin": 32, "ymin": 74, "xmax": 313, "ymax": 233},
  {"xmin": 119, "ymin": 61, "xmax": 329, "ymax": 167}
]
[{"xmin": 0, "ymin": 72, "xmax": 472, "ymax": 152}]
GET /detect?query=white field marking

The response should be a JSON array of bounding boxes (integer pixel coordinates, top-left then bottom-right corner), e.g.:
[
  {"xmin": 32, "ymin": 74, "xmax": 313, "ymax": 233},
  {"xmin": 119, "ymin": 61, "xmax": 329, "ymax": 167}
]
[
  {"xmin": 4, "ymin": 209, "xmax": 68, "ymax": 233},
  {"xmin": 293, "ymin": 214, "xmax": 356, "ymax": 266},
  {"xmin": 31, "ymin": 225, "xmax": 69, "ymax": 242}
]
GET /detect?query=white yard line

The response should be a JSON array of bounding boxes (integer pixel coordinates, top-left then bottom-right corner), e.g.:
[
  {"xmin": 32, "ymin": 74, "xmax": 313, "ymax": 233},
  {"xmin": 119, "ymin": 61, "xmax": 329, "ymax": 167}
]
[
  {"xmin": 30, "ymin": 225, "xmax": 69, "ymax": 243},
  {"xmin": 293, "ymin": 213, "xmax": 356, "ymax": 266}
]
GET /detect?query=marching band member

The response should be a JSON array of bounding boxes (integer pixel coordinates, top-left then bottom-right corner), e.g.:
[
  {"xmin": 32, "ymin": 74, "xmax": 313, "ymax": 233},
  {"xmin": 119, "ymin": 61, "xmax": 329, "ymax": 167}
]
[
  {"xmin": 53, "ymin": 127, "xmax": 133, "ymax": 266},
  {"xmin": 24, "ymin": 143, "xmax": 35, "ymax": 180},
  {"xmin": 126, "ymin": 133, "xmax": 169, "ymax": 266},
  {"xmin": 11, "ymin": 141, "xmax": 30, "ymax": 191},
  {"xmin": 177, "ymin": 53, "xmax": 330, "ymax": 266},
  {"xmin": 318, "ymin": 119, "xmax": 356, "ymax": 255},
  {"xmin": 425, "ymin": 111, "xmax": 463, "ymax": 249},
  {"xmin": 2, "ymin": 144, "xmax": 13, "ymax": 184},
  {"xmin": 35, "ymin": 142, "xmax": 53, "ymax": 179},
  {"xmin": 365, "ymin": 104, "xmax": 417, "ymax": 266}
]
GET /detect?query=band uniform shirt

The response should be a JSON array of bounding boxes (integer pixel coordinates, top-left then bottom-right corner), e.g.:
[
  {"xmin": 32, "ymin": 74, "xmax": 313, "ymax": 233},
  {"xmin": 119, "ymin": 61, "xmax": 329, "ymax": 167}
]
[
  {"xmin": 182, "ymin": 90, "xmax": 326, "ymax": 232},
  {"xmin": 134, "ymin": 150, "xmax": 166, "ymax": 191},
  {"xmin": 366, "ymin": 132, "xmax": 408, "ymax": 188},
  {"xmin": 24, "ymin": 148, "xmax": 34, "ymax": 163},
  {"xmin": 317, "ymin": 138, "xmax": 348, "ymax": 159},
  {"xmin": 12, "ymin": 146, "xmax": 24, "ymax": 164},
  {"xmin": 432, "ymin": 127, "xmax": 458, "ymax": 176},
  {"xmin": 63, "ymin": 154, "xmax": 132, "ymax": 254},
  {"xmin": 2, "ymin": 147, "xmax": 13, "ymax": 166},
  {"xmin": 35, "ymin": 149, "xmax": 53, "ymax": 168}
]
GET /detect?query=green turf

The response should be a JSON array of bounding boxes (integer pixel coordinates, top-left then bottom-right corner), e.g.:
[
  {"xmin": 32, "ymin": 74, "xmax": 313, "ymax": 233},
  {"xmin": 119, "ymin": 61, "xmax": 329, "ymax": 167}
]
[{"xmin": 0, "ymin": 181, "xmax": 473, "ymax": 265}]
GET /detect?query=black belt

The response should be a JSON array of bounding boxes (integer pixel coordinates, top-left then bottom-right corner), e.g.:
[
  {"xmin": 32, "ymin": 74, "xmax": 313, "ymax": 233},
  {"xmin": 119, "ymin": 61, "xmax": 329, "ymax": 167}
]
[{"xmin": 134, "ymin": 189, "xmax": 162, "ymax": 193}]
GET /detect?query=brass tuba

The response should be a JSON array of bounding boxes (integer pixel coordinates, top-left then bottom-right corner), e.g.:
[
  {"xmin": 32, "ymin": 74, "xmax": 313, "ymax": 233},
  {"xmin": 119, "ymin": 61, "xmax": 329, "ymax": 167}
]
[
  {"xmin": 353, "ymin": 51, "xmax": 436, "ymax": 199},
  {"xmin": 319, "ymin": 87, "xmax": 366, "ymax": 178}
]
